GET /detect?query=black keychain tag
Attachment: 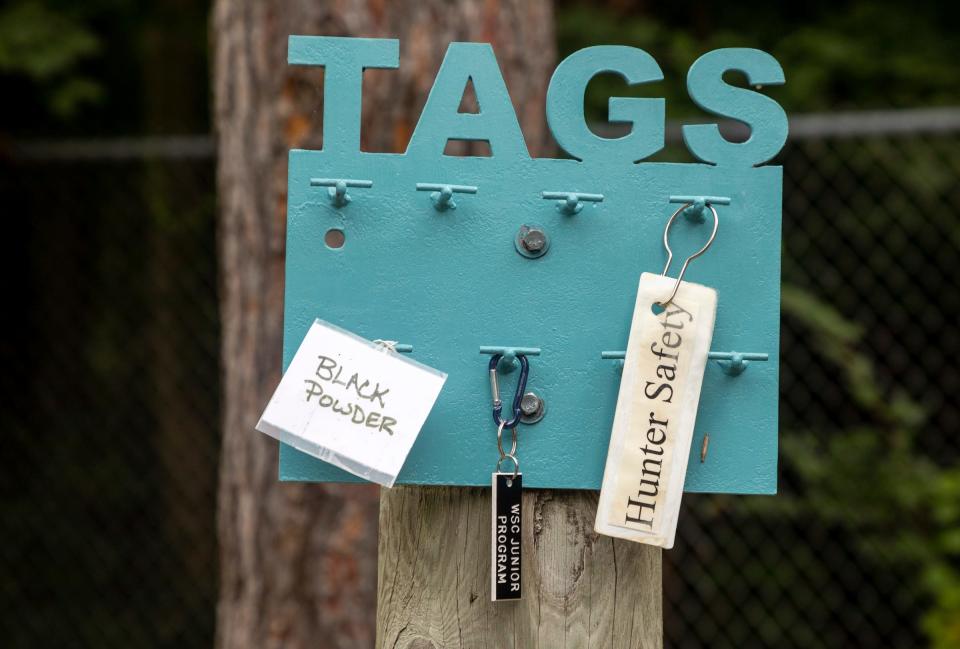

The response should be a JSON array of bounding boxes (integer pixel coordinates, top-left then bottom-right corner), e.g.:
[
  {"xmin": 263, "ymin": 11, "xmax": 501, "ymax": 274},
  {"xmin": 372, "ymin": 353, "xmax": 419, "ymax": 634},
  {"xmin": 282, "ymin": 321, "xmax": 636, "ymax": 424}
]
[{"xmin": 491, "ymin": 471, "xmax": 522, "ymax": 601}]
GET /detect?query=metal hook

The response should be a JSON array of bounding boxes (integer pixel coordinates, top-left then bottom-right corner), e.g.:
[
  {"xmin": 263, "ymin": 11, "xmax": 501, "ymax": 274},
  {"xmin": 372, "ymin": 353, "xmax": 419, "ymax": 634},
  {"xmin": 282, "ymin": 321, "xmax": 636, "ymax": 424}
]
[
  {"xmin": 712, "ymin": 351, "xmax": 768, "ymax": 376},
  {"xmin": 601, "ymin": 349, "xmax": 768, "ymax": 376},
  {"xmin": 541, "ymin": 191, "xmax": 604, "ymax": 215},
  {"xmin": 488, "ymin": 353, "xmax": 529, "ymax": 429},
  {"xmin": 310, "ymin": 178, "xmax": 373, "ymax": 207},
  {"xmin": 669, "ymin": 195, "xmax": 731, "ymax": 223},
  {"xmin": 415, "ymin": 183, "xmax": 478, "ymax": 211},
  {"xmin": 479, "ymin": 346, "xmax": 540, "ymax": 373},
  {"xmin": 658, "ymin": 201, "xmax": 719, "ymax": 307}
]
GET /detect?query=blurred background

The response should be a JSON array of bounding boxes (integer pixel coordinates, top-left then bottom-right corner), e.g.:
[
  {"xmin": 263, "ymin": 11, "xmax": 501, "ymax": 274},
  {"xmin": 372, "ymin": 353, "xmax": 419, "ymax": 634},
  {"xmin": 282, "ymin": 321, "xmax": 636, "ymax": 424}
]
[{"xmin": 2, "ymin": 1, "xmax": 959, "ymax": 647}]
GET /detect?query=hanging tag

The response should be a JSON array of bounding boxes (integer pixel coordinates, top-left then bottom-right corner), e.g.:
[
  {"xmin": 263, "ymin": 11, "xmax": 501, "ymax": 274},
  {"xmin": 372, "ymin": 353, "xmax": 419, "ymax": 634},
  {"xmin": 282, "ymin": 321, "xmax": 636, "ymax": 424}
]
[
  {"xmin": 256, "ymin": 319, "xmax": 446, "ymax": 487},
  {"xmin": 595, "ymin": 273, "xmax": 716, "ymax": 548},
  {"xmin": 491, "ymin": 471, "xmax": 522, "ymax": 601}
]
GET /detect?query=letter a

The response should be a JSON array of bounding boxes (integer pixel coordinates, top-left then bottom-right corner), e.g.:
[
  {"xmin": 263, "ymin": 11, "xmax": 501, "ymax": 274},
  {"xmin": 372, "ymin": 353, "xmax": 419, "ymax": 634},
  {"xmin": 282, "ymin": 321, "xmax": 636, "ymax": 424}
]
[{"xmin": 407, "ymin": 43, "xmax": 528, "ymax": 159}]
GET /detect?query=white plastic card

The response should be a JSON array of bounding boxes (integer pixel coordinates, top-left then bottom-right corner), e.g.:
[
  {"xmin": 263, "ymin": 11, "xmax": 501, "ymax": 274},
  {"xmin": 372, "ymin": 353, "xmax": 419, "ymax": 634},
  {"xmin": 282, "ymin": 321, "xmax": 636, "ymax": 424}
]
[
  {"xmin": 595, "ymin": 273, "xmax": 716, "ymax": 548},
  {"xmin": 257, "ymin": 319, "xmax": 447, "ymax": 487}
]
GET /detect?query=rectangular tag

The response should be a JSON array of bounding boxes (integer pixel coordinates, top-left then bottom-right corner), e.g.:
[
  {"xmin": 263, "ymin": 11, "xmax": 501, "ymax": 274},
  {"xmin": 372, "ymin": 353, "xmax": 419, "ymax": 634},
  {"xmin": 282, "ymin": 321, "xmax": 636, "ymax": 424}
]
[
  {"xmin": 595, "ymin": 273, "xmax": 716, "ymax": 548},
  {"xmin": 257, "ymin": 319, "xmax": 447, "ymax": 487},
  {"xmin": 491, "ymin": 472, "xmax": 522, "ymax": 601}
]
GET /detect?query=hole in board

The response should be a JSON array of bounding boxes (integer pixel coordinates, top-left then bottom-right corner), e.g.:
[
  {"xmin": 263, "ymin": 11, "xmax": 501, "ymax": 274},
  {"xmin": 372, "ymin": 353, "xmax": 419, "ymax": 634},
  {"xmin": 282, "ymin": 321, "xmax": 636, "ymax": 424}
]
[
  {"xmin": 458, "ymin": 77, "xmax": 480, "ymax": 113},
  {"xmin": 324, "ymin": 228, "xmax": 345, "ymax": 249},
  {"xmin": 651, "ymin": 302, "xmax": 666, "ymax": 315},
  {"xmin": 443, "ymin": 139, "xmax": 492, "ymax": 157}
]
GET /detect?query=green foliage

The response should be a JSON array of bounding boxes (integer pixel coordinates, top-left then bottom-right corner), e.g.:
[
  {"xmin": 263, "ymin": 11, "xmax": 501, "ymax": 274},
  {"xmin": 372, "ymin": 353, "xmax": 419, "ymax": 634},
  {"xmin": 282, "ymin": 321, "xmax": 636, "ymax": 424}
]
[
  {"xmin": 556, "ymin": 1, "xmax": 960, "ymax": 120},
  {"xmin": 556, "ymin": 6, "xmax": 960, "ymax": 641},
  {"xmin": 778, "ymin": 286, "xmax": 960, "ymax": 648},
  {"xmin": 770, "ymin": 3, "xmax": 959, "ymax": 111},
  {"xmin": 0, "ymin": 1, "xmax": 102, "ymax": 117}
]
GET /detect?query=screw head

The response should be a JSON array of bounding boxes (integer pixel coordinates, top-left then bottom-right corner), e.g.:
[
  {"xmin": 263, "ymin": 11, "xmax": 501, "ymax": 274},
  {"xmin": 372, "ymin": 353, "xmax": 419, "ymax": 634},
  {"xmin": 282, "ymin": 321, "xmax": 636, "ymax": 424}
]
[
  {"xmin": 520, "ymin": 227, "xmax": 546, "ymax": 252},
  {"xmin": 518, "ymin": 391, "xmax": 545, "ymax": 424},
  {"xmin": 520, "ymin": 392, "xmax": 541, "ymax": 416},
  {"xmin": 515, "ymin": 224, "xmax": 550, "ymax": 259}
]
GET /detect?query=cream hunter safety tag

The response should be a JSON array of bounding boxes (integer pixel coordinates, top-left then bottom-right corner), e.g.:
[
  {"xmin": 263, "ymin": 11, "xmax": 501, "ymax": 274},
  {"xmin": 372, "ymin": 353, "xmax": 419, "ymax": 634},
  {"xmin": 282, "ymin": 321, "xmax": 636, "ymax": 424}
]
[
  {"xmin": 595, "ymin": 273, "xmax": 716, "ymax": 547},
  {"xmin": 596, "ymin": 201, "xmax": 720, "ymax": 549},
  {"xmin": 257, "ymin": 319, "xmax": 447, "ymax": 487}
]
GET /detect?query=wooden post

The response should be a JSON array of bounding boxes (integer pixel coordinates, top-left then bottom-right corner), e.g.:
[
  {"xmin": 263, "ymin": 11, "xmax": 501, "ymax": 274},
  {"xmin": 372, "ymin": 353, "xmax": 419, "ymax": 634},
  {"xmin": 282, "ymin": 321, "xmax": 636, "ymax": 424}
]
[{"xmin": 376, "ymin": 487, "xmax": 662, "ymax": 649}]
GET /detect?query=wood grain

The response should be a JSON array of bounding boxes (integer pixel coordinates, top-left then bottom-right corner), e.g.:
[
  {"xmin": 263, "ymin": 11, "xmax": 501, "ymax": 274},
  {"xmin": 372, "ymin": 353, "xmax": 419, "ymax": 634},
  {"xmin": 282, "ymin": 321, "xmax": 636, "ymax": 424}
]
[{"xmin": 377, "ymin": 487, "xmax": 662, "ymax": 649}]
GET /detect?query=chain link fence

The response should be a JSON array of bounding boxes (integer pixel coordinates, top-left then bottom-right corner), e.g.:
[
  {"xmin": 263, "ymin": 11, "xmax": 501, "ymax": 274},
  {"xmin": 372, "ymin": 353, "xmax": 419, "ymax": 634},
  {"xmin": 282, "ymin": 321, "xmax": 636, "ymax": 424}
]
[
  {"xmin": 2, "ymin": 107, "xmax": 957, "ymax": 648},
  {"xmin": 669, "ymin": 109, "xmax": 960, "ymax": 649},
  {"xmin": 1, "ymin": 148, "xmax": 220, "ymax": 648}
]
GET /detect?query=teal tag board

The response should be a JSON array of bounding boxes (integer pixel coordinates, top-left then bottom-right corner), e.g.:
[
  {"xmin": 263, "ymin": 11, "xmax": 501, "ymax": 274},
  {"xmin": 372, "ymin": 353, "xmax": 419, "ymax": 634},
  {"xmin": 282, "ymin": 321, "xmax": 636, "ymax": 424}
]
[{"xmin": 280, "ymin": 36, "xmax": 787, "ymax": 493}]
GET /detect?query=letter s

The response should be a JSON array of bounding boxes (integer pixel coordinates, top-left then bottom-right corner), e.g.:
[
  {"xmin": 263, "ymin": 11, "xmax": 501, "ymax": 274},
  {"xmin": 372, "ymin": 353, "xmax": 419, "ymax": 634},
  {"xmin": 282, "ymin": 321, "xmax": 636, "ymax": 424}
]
[
  {"xmin": 683, "ymin": 48, "xmax": 787, "ymax": 166},
  {"xmin": 644, "ymin": 381, "xmax": 673, "ymax": 403}
]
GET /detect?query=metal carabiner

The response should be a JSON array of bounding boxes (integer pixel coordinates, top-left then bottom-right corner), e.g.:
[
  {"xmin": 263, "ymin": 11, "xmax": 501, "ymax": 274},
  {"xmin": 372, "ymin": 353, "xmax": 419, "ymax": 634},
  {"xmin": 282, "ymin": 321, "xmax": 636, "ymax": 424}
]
[{"xmin": 488, "ymin": 353, "xmax": 529, "ymax": 429}]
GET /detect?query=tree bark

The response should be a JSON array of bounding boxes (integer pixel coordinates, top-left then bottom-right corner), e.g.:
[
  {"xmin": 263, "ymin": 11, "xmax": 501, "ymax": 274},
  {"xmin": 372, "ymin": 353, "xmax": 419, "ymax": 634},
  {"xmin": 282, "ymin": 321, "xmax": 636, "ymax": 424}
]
[{"xmin": 213, "ymin": 2, "xmax": 556, "ymax": 648}]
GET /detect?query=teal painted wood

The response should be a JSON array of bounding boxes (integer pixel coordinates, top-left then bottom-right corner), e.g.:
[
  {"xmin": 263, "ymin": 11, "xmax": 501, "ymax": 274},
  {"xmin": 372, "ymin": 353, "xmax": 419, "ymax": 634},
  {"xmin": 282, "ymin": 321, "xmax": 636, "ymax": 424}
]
[{"xmin": 279, "ymin": 36, "xmax": 787, "ymax": 493}]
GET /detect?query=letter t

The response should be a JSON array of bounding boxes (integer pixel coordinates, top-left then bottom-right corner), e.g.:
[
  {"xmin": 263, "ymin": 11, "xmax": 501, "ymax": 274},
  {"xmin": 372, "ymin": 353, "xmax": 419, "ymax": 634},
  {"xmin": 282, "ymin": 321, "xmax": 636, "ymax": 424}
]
[{"xmin": 288, "ymin": 36, "xmax": 399, "ymax": 153}]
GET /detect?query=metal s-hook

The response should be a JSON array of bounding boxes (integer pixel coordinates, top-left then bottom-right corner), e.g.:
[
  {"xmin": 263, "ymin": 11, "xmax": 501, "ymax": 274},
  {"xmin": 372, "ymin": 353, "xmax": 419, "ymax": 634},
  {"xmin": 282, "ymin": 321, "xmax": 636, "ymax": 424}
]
[
  {"xmin": 488, "ymin": 353, "xmax": 529, "ymax": 429},
  {"xmin": 658, "ymin": 201, "xmax": 720, "ymax": 307}
]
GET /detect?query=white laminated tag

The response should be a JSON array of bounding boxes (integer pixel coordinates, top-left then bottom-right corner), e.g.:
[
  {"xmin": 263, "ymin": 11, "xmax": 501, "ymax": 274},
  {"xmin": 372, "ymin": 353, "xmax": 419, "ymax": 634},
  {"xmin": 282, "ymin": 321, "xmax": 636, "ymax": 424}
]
[
  {"xmin": 595, "ymin": 273, "xmax": 716, "ymax": 548},
  {"xmin": 256, "ymin": 319, "xmax": 446, "ymax": 487}
]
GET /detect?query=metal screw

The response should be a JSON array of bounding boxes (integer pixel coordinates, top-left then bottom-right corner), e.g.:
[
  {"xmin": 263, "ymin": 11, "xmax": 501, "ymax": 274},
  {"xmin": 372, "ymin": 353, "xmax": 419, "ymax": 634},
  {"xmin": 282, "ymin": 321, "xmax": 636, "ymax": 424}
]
[
  {"xmin": 520, "ymin": 227, "xmax": 546, "ymax": 252},
  {"xmin": 520, "ymin": 393, "xmax": 540, "ymax": 416},
  {"xmin": 519, "ymin": 391, "xmax": 545, "ymax": 424},
  {"xmin": 515, "ymin": 225, "xmax": 549, "ymax": 259}
]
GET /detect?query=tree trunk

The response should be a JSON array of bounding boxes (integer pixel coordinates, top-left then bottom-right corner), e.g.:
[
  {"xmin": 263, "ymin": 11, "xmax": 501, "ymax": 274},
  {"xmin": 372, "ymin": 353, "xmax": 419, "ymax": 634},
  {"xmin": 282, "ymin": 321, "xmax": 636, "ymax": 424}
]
[{"xmin": 213, "ymin": 2, "xmax": 555, "ymax": 648}]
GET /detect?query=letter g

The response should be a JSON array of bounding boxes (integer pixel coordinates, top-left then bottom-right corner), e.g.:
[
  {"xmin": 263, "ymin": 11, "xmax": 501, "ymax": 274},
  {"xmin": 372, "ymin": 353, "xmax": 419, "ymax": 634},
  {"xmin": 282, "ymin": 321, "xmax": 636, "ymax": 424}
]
[{"xmin": 546, "ymin": 46, "xmax": 664, "ymax": 163}]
